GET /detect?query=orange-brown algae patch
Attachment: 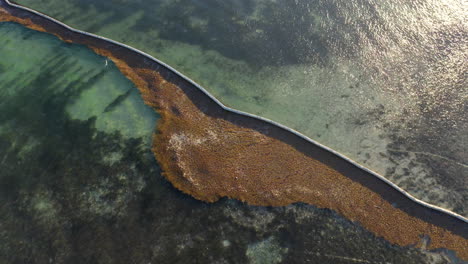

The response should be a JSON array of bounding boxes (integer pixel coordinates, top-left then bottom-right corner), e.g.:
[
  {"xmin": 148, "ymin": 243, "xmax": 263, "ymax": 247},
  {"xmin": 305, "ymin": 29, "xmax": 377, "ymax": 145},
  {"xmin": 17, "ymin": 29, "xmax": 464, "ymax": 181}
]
[
  {"xmin": 1, "ymin": 5, "xmax": 466, "ymax": 260},
  {"xmin": 142, "ymin": 69, "xmax": 467, "ymax": 259},
  {"xmin": 0, "ymin": 7, "xmax": 46, "ymax": 33}
]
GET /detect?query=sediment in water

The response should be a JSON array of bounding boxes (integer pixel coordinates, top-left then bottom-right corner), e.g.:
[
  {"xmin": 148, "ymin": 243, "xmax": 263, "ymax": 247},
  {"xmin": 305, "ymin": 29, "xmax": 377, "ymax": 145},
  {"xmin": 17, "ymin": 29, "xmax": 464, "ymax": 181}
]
[{"xmin": 0, "ymin": 1, "xmax": 466, "ymax": 260}]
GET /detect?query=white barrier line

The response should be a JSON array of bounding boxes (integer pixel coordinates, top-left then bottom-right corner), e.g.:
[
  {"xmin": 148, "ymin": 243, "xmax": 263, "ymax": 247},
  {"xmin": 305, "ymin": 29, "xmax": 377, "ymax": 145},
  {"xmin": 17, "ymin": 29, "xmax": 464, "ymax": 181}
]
[{"xmin": 4, "ymin": 0, "xmax": 467, "ymax": 223}]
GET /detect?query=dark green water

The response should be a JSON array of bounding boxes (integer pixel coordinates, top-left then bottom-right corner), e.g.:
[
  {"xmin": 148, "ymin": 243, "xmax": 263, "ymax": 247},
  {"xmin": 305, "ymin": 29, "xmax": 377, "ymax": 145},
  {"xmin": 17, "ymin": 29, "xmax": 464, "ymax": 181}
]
[
  {"xmin": 14, "ymin": 0, "xmax": 468, "ymax": 216},
  {"xmin": 0, "ymin": 22, "xmax": 462, "ymax": 263}
]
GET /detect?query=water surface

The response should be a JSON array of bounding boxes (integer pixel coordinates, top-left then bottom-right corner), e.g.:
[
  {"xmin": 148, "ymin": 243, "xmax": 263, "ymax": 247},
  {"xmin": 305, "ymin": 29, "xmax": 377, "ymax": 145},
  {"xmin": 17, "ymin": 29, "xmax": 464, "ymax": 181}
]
[
  {"xmin": 15, "ymin": 0, "xmax": 468, "ymax": 215},
  {"xmin": 0, "ymin": 21, "xmax": 461, "ymax": 263}
]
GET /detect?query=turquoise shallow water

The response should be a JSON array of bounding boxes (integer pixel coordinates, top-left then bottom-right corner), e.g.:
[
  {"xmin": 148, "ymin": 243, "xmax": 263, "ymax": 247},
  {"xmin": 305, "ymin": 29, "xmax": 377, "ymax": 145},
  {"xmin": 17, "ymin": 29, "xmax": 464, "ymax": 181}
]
[
  {"xmin": 0, "ymin": 21, "xmax": 463, "ymax": 264},
  {"xmin": 0, "ymin": 18, "xmax": 158, "ymax": 141},
  {"xmin": 14, "ymin": 0, "xmax": 468, "ymax": 215}
]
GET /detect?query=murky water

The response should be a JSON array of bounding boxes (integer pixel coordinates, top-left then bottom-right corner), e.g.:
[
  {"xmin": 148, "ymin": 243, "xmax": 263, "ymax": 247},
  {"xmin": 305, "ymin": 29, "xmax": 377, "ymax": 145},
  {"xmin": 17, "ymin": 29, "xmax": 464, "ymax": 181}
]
[
  {"xmin": 14, "ymin": 0, "xmax": 467, "ymax": 215},
  {"xmin": 0, "ymin": 21, "xmax": 462, "ymax": 264}
]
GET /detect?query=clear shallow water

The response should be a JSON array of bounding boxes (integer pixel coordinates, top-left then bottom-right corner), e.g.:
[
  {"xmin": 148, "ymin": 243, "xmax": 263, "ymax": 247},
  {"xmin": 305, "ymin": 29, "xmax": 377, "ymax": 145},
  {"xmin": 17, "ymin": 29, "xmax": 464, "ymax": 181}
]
[
  {"xmin": 14, "ymin": 0, "xmax": 468, "ymax": 215},
  {"xmin": 0, "ymin": 22, "xmax": 462, "ymax": 264}
]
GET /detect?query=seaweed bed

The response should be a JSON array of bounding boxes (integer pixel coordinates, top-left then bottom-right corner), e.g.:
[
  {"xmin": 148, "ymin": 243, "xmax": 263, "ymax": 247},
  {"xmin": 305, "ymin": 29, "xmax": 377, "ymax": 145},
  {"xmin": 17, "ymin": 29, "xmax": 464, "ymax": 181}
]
[{"xmin": 0, "ymin": 0, "xmax": 466, "ymax": 261}]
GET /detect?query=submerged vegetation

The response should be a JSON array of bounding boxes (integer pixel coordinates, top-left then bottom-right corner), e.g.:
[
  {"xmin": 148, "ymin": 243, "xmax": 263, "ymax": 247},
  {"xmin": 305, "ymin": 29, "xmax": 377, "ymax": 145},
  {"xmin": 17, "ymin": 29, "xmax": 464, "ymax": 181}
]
[
  {"xmin": 0, "ymin": 0, "xmax": 466, "ymax": 263},
  {"xmin": 14, "ymin": 0, "xmax": 468, "ymax": 216},
  {"xmin": 0, "ymin": 22, "xmax": 452, "ymax": 263}
]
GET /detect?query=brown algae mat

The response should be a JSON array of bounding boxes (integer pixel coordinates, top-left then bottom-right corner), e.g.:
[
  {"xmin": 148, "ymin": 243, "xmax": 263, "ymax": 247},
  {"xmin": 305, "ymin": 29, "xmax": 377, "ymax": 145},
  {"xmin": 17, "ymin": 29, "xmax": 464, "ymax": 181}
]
[{"xmin": 1, "ymin": 1, "xmax": 467, "ymax": 260}]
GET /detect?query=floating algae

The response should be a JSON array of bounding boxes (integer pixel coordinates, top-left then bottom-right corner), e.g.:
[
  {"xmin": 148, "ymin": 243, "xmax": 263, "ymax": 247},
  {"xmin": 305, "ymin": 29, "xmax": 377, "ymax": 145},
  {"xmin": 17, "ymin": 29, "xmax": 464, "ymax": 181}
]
[
  {"xmin": 0, "ymin": 1, "xmax": 467, "ymax": 261},
  {"xmin": 13, "ymin": 0, "xmax": 468, "ymax": 216}
]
